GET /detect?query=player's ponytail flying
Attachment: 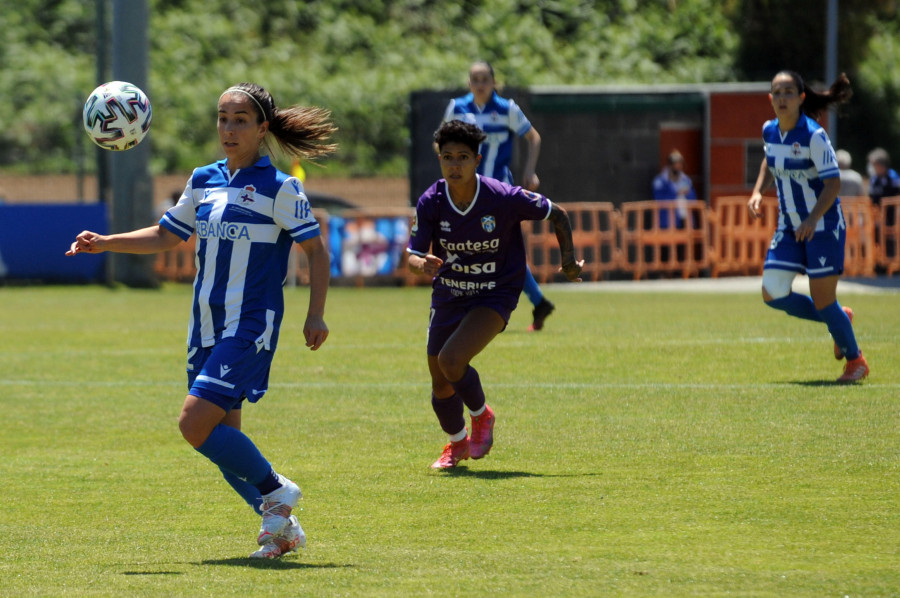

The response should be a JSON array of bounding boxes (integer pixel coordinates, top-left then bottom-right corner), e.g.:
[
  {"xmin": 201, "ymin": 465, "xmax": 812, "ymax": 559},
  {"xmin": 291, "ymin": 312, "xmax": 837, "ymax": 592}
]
[
  {"xmin": 776, "ymin": 71, "xmax": 853, "ymax": 120},
  {"xmin": 225, "ymin": 82, "xmax": 338, "ymax": 162}
]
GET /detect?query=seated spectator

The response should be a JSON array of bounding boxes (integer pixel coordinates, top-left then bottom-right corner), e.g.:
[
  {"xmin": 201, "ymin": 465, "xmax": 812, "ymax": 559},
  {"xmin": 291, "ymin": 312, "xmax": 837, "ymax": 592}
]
[
  {"xmin": 652, "ymin": 149, "xmax": 697, "ymax": 228},
  {"xmin": 836, "ymin": 149, "xmax": 865, "ymax": 197},
  {"xmin": 866, "ymin": 147, "xmax": 900, "ymax": 206}
]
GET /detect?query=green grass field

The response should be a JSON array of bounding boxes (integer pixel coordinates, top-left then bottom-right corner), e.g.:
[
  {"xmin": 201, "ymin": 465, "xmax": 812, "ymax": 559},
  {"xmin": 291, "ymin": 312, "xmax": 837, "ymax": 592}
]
[{"xmin": 1, "ymin": 282, "xmax": 898, "ymax": 597}]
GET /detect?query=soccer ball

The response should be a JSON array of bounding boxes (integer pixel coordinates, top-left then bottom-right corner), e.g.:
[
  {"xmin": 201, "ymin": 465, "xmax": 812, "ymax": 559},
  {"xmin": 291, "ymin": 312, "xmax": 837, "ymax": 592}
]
[{"xmin": 83, "ymin": 81, "xmax": 152, "ymax": 151}]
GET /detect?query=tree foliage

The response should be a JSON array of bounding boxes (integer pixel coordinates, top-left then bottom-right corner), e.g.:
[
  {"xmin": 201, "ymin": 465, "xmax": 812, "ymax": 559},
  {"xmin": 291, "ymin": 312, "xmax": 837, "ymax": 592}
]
[
  {"xmin": 0, "ymin": 0, "xmax": 897, "ymax": 176},
  {"xmin": 732, "ymin": 0, "xmax": 900, "ymax": 165}
]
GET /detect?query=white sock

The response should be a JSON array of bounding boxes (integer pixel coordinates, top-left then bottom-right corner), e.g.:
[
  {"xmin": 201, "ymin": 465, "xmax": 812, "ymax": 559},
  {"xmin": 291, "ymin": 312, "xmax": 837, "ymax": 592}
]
[
  {"xmin": 469, "ymin": 405, "xmax": 486, "ymax": 417},
  {"xmin": 449, "ymin": 429, "xmax": 467, "ymax": 443}
]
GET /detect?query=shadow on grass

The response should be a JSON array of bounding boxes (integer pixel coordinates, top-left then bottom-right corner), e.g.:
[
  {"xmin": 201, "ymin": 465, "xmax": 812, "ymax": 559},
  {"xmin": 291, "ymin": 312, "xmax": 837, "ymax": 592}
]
[
  {"xmin": 788, "ymin": 380, "xmax": 857, "ymax": 387},
  {"xmin": 198, "ymin": 558, "xmax": 353, "ymax": 570},
  {"xmin": 436, "ymin": 468, "xmax": 602, "ymax": 479}
]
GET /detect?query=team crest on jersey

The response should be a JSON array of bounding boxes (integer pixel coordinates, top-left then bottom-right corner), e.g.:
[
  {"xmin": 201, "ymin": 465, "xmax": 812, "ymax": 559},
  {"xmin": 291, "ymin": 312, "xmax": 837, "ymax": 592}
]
[
  {"xmin": 521, "ymin": 190, "xmax": 543, "ymax": 206},
  {"xmin": 481, "ymin": 215, "xmax": 496, "ymax": 232},
  {"xmin": 238, "ymin": 185, "xmax": 256, "ymax": 204},
  {"xmin": 791, "ymin": 142, "xmax": 802, "ymax": 157}
]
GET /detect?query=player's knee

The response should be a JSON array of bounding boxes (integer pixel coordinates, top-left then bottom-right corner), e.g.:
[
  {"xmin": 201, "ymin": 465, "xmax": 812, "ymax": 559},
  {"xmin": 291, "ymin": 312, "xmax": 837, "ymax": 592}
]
[
  {"xmin": 178, "ymin": 409, "xmax": 208, "ymax": 448},
  {"xmin": 762, "ymin": 269, "xmax": 794, "ymax": 302},
  {"xmin": 436, "ymin": 351, "xmax": 468, "ymax": 383}
]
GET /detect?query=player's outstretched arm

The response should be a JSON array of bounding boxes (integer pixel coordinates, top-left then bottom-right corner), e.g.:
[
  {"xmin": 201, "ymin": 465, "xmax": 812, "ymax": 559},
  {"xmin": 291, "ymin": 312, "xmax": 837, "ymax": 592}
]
[
  {"xmin": 65, "ymin": 225, "xmax": 181, "ymax": 256},
  {"xmin": 547, "ymin": 203, "xmax": 584, "ymax": 282}
]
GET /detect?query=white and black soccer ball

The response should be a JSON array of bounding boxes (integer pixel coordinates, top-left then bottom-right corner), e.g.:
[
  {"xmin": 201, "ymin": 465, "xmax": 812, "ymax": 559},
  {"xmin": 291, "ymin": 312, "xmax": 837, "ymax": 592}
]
[{"xmin": 83, "ymin": 81, "xmax": 152, "ymax": 151}]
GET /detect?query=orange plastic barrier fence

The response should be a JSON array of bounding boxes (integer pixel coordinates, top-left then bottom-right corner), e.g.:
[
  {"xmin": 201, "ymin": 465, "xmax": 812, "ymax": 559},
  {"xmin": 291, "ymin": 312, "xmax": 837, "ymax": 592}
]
[
  {"xmin": 840, "ymin": 196, "xmax": 877, "ymax": 277},
  {"xmin": 878, "ymin": 196, "xmax": 900, "ymax": 275},
  {"xmin": 619, "ymin": 200, "xmax": 709, "ymax": 280},
  {"xmin": 709, "ymin": 196, "xmax": 778, "ymax": 277},
  {"xmin": 153, "ymin": 236, "xmax": 196, "ymax": 283},
  {"xmin": 525, "ymin": 202, "xmax": 619, "ymax": 282},
  {"xmin": 154, "ymin": 199, "xmax": 896, "ymax": 285}
]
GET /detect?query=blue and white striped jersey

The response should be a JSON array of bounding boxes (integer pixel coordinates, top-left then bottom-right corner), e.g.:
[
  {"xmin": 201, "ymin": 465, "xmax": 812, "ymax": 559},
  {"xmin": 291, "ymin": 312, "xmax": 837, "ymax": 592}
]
[
  {"xmin": 762, "ymin": 114, "xmax": 844, "ymax": 232},
  {"xmin": 443, "ymin": 91, "xmax": 533, "ymax": 184},
  {"xmin": 160, "ymin": 156, "xmax": 320, "ymax": 351}
]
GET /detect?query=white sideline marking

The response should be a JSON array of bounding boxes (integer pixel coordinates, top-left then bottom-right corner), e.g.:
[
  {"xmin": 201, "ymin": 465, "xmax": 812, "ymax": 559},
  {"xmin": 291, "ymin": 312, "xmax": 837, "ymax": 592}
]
[{"xmin": 550, "ymin": 276, "xmax": 900, "ymax": 294}]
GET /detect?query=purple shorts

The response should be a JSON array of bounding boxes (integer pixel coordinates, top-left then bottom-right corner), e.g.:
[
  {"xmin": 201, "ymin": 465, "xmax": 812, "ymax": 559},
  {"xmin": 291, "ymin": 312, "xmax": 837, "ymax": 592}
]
[
  {"xmin": 426, "ymin": 293, "xmax": 519, "ymax": 355},
  {"xmin": 187, "ymin": 337, "xmax": 274, "ymax": 411}
]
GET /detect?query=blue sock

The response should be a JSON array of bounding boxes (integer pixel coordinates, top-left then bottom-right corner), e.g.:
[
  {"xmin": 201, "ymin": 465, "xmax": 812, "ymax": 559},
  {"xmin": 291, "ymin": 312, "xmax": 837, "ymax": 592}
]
[
  {"xmin": 817, "ymin": 301, "xmax": 860, "ymax": 360},
  {"xmin": 523, "ymin": 266, "xmax": 543, "ymax": 307},
  {"xmin": 766, "ymin": 293, "xmax": 822, "ymax": 322},
  {"xmin": 451, "ymin": 366, "xmax": 486, "ymax": 413},
  {"xmin": 220, "ymin": 467, "xmax": 263, "ymax": 515},
  {"xmin": 195, "ymin": 424, "xmax": 274, "ymax": 489}
]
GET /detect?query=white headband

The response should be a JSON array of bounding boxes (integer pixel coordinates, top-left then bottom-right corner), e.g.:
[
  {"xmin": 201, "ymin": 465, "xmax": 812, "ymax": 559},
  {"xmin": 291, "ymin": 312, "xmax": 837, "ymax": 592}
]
[{"xmin": 221, "ymin": 87, "xmax": 268, "ymax": 121}]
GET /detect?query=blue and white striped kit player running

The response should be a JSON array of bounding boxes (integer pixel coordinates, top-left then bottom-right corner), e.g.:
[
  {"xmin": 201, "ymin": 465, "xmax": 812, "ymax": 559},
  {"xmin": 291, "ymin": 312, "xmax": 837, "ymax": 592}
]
[
  {"xmin": 762, "ymin": 114, "xmax": 846, "ymax": 277},
  {"xmin": 443, "ymin": 91, "xmax": 533, "ymax": 184},
  {"xmin": 160, "ymin": 156, "xmax": 320, "ymax": 352}
]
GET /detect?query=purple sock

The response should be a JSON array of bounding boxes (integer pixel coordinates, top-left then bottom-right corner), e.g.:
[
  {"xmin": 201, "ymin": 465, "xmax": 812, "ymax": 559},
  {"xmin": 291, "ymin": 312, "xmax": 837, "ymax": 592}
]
[
  {"xmin": 431, "ymin": 393, "xmax": 465, "ymax": 435},
  {"xmin": 451, "ymin": 366, "xmax": 486, "ymax": 413}
]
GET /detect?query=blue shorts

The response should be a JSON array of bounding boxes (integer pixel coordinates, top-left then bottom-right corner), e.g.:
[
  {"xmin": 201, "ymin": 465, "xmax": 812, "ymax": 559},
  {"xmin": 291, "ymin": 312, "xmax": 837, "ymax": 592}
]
[
  {"xmin": 763, "ymin": 227, "xmax": 846, "ymax": 279},
  {"xmin": 426, "ymin": 293, "xmax": 518, "ymax": 356},
  {"xmin": 187, "ymin": 337, "xmax": 274, "ymax": 411}
]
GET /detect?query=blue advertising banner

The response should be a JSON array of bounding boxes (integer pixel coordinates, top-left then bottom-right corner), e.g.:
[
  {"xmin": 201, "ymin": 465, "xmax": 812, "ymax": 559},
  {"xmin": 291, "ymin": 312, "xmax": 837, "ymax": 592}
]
[{"xmin": 0, "ymin": 204, "xmax": 107, "ymax": 282}]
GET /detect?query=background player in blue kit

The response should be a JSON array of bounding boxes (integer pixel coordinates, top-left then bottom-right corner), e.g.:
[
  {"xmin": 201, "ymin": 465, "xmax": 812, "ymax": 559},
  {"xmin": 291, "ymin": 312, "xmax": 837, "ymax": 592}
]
[
  {"xmin": 442, "ymin": 61, "xmax": 556, "ymax": 331},
  {"xmin": 408, "ymin": 120, "xmax": 584, "ymax": 469},
  {"xmin": 748, "ymin": 71, "xmax": 869, "ymax": 383},
  {"xmin": 67, "ymin": 83, "xmax": 336, "ymax": 557}
]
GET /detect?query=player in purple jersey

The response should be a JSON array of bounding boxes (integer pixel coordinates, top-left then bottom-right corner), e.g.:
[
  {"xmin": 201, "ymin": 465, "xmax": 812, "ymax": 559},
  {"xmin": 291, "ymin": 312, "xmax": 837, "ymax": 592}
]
[
  {"xmin": 748, "ymin": 71, "xmax": 868, "ymax": 383},
  {"xmin": 408, "ymin": 120, "xmax": 584, "ymax": 469},
  {"xmin": 442, "ymin": 61, "xmax": 556, "ymax": 332},
  {"xmin": 67, "ymin": 83, "xmax": 336, "ymax": 557}
]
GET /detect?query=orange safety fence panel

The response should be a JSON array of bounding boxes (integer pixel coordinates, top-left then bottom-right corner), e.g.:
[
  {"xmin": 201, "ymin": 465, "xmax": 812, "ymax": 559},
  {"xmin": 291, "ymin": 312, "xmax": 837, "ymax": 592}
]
[
  {"xmin": 877, "ymin": 195, "xmax": 900, "ymax": 275},
  {"xmin": 524, "ymin": 202, "xmax": 619, "ymax": 282},
  {"xmin": 154, "ymin": 236, "xmax": 197, "ymax": 283},
  {"xmin": 619, "ymin": 200, "xmax": 709, "ymax": 280},
  {"xmin": 709, "ymin": 195, "xmax": 778, "ymax": 277},
  {"xmin": 840, "ymin": 197, "xmax": 877, "ymax": 277}
]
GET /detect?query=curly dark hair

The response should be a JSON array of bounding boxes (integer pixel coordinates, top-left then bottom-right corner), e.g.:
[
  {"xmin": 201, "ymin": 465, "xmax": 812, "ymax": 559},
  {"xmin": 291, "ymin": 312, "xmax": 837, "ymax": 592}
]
[{"xmin": 434, "ymin": 120, "xmax": 487, "ymax": 155}]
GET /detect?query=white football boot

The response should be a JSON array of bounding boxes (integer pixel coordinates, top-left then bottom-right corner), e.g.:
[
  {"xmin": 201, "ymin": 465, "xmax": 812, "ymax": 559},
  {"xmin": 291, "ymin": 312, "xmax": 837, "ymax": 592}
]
[
  {"xmin": 250, "ymin": 515, "xmax": 306, "ymax": 559},
  {"xmin": 256, "ymin": 474, "xmax": 302, "ymax": 546}
]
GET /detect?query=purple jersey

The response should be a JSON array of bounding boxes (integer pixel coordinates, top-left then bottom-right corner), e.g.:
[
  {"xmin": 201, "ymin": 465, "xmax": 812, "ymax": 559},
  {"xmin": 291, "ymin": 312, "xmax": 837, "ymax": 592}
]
[{"xmin": 407, "ymin": 175, "xmax": 552, "ymax": 306}]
